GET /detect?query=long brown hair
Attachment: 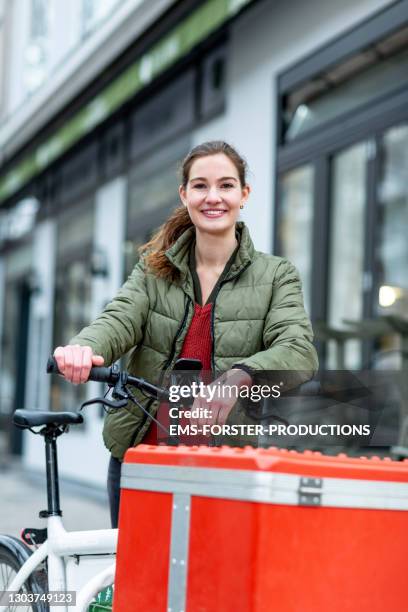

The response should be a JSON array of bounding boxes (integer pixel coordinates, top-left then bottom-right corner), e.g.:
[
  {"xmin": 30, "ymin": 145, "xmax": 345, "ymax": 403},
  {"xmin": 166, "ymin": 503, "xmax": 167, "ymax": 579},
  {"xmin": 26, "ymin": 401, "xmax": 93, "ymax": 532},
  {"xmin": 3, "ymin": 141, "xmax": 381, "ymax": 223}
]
[{"xmin": 139, "ymin": 141, "xmax": 248, "ymax": 280}]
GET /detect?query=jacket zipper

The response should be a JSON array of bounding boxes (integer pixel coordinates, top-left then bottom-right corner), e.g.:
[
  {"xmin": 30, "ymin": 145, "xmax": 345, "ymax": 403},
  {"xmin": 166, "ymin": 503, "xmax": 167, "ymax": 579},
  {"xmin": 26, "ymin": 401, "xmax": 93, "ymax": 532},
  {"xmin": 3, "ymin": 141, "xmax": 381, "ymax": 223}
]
[
  {"xmin": 210, "ymin": 261, "xmax": 251, "ymax": 373},
  {"xmin": 131, "ymin": 294, "xmax": 192, "ymax": 447},
  {"xmin": 163, "ymin": 294, "xmax": 192, "ymax": 375}
]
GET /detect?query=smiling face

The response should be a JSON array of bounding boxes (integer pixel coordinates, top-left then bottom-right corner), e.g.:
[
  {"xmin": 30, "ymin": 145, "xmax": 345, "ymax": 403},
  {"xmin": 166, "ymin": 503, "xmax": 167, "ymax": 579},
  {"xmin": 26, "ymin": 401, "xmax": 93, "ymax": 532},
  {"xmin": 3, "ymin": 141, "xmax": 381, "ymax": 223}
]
[{"xmin": 179, "ymin": 153, "xmax": 250, "ymax": 236}]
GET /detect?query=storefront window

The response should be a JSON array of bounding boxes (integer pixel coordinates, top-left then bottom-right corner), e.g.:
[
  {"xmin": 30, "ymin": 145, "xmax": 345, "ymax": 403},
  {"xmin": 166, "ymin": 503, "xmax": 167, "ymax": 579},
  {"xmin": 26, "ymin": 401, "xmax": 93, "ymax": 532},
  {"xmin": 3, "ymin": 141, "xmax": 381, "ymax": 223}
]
[
  {"xmin": 327, "ymin": 142, "xmax": 367, "ymax": 368},
  {"xmin": 0, "ymin": 243, "xmax": 32, "ymax": 417},
  {"xmin": 51, "ymin": 204, "xmax": 93, "ymax": 413},
  {"xmin": 0, "ymin": 198, "xmax": 39, "ymax": 248},
  {"xmin": 277, "ymin": 165, "xmax": 314, "ymax": 314},
  {"xmin": 375, "ymin": 123, "xmax": 408, "ymax": 367},
  {"xmin": 377, "ymin": 124, "xmax": 408, "ymax": 306},
  {"xmin": 129, "ymin": 163, "xmax": 179, "ymax": 216},
  {"xmin": 0, "ymin": 281, "xmax": 19, "ymax": 416},
  {"xmin": 126, "ymin": 137, "xmax": 190, "ymax": 277}
]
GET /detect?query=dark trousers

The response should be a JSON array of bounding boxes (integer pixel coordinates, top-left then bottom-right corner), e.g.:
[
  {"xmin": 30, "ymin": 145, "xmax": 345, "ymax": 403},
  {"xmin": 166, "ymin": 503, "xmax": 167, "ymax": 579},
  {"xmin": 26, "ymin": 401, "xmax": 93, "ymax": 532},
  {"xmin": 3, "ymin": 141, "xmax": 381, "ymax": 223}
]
[{"xmin": 107, "ymin": 455, "xmax": 122, "ymax": 528}]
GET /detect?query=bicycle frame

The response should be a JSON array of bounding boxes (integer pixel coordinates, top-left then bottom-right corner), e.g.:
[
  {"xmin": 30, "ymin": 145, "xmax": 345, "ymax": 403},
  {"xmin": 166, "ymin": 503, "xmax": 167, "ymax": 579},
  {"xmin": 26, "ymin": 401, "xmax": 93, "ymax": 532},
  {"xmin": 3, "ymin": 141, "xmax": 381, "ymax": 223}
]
[{"xmin": 1, "ymin": 516, "xmax": 117, "ymax": 612}]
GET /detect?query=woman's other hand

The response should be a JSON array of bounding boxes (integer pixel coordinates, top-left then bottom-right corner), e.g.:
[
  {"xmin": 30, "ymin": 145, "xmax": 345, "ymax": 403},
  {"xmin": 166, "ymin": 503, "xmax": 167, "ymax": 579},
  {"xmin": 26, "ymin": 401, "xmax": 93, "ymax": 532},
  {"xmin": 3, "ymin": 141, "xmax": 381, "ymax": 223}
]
[
  {"xmin": 191, "ymin": 368, "xmax": 252, "ymax": 429},
  {"xmin": 53, "ymin": 345, "xmax": 104, "ymax": 384}
]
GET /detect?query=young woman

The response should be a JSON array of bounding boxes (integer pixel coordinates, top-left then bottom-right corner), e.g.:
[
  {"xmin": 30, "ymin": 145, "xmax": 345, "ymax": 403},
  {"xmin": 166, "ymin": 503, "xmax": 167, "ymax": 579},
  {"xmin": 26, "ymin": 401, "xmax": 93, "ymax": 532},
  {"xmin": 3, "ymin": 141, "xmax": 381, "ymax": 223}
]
[{"xmin": 53, "ymin": 141, "xmax": 318, "ymax": 526}]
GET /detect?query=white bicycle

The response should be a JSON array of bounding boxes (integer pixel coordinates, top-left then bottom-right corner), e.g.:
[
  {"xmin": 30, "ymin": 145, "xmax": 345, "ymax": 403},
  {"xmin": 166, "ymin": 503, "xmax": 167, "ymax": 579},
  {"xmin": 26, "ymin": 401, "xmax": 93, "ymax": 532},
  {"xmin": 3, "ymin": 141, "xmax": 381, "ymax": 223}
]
[{"xmin": 0, "ymin": 357, "xmax": 177, "ymax": 612}]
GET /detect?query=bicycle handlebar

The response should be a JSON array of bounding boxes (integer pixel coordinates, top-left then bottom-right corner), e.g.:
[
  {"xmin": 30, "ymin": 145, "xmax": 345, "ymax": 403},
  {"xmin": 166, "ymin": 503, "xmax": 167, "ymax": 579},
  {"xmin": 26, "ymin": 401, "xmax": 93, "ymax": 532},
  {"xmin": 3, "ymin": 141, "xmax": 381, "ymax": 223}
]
[
  {"xmin": 47, "ymin": 356, "xmax": 171, "ymax": 402},
  {"xmin": 47, "ymin": 356, "xmax": 323, "ymax": 406}
]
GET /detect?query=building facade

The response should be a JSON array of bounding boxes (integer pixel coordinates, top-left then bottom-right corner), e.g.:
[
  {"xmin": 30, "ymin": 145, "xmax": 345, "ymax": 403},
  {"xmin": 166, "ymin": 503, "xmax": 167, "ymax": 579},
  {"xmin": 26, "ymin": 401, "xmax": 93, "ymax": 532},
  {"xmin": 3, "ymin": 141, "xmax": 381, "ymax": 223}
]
[{"xmin": 0, "ymin": 0, "xmax": 406, "ymax": 486}]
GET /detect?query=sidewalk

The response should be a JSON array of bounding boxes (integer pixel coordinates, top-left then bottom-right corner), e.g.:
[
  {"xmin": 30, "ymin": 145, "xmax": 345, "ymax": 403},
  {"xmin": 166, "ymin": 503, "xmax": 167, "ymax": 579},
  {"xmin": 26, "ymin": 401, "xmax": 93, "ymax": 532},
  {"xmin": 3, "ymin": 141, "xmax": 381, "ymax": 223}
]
[{"xmin": 0, "ymin": 459, "xmax": 111, "ymax": 537}]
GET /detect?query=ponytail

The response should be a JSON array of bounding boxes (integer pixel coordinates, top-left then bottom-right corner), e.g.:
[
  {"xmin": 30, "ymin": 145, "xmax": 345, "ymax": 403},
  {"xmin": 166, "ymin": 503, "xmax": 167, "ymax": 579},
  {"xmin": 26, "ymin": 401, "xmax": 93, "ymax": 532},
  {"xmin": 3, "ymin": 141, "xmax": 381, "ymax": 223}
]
[{"xmin": 139, "ymin": 206, "xmax": 193, "ymax": 280}]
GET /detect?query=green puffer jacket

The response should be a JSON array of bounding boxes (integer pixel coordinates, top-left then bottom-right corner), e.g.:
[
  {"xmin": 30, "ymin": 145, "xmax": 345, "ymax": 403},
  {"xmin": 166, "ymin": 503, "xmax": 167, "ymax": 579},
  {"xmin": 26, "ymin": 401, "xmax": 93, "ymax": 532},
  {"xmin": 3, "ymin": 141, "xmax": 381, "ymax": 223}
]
[{"xmin": 70, "ymin": 222, "xmax": 318, "ymax": 459}]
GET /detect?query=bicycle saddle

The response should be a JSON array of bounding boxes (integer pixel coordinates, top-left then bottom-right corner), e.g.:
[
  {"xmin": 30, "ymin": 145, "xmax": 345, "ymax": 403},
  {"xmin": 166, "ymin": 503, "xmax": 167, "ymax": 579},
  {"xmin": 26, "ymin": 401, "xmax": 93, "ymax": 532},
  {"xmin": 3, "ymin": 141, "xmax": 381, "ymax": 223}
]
[{"xmin": 13, "ymin": 409, "xmax": 83, "ymax": 429}]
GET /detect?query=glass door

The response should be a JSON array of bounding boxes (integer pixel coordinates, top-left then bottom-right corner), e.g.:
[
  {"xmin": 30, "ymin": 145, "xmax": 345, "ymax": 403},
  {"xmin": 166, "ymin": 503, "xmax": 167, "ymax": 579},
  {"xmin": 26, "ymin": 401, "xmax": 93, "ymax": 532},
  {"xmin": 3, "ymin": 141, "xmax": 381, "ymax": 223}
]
[
  {"xmin": 327, "ymin": 142, "xmax": 369, "ymax": 368},
  {"xmin": 374, "ymin": 123, "xmax": 408, "ymax": 368},
  {"xmin": 276, "ymin": 164, "xmax": 314, "ymax": 315}
]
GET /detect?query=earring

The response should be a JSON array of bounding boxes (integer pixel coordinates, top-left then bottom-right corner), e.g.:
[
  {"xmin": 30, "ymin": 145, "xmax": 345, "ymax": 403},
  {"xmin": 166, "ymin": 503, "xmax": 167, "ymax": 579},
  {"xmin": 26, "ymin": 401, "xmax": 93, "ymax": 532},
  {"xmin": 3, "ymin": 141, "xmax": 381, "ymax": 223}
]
[{"xmin": 240, "ymin": 204, "xmax": 244, "ymax": 209}]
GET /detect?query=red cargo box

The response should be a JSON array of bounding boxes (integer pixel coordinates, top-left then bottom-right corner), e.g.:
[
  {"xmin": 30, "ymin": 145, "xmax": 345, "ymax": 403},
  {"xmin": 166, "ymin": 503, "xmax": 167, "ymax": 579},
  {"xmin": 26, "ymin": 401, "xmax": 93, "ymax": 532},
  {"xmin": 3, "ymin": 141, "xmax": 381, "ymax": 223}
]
[{"xmin": 114, "ymin": 446, "xmax": 408, "ymax": 612}]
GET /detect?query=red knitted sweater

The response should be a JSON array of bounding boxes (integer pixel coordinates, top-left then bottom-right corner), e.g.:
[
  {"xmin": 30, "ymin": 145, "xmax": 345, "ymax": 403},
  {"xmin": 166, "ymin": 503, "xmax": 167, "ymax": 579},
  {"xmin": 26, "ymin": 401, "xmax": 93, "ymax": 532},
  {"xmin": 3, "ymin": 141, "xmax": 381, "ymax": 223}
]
[{"xmin": 142, "ymin": 302, "xmax": 213, "ymax": 444}]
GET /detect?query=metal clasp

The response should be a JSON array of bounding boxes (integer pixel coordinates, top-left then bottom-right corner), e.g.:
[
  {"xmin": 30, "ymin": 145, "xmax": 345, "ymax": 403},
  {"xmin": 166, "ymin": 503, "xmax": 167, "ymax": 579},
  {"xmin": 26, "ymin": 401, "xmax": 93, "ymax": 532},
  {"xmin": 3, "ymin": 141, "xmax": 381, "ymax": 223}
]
[{"xmin": 298, "ymin": 477, "xmax": 323, "ymax": 506}]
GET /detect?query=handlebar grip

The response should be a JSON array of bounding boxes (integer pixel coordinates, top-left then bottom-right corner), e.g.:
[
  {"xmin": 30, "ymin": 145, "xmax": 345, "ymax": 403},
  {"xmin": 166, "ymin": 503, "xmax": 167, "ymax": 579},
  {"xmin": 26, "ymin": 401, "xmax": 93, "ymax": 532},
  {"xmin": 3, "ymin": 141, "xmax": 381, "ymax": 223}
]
[
  {"xmin": 46, "ymin": 356, "xmax": 115, "ymax": 384},
  {"xmin": 47, "ymin": 356, "xmax": 61, "ymax": 374},
  {"xmin": 87, "ymin": 367, "xmax": 115, "ymax": 383}
]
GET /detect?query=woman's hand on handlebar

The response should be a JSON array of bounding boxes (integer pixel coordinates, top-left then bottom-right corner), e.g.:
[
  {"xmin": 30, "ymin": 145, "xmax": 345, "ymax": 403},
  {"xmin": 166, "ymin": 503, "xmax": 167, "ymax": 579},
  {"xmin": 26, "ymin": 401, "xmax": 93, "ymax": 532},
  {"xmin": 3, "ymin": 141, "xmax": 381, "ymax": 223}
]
[{"xmin": 53, "ymin": 345, "xmax": 105, "ymax": 384}]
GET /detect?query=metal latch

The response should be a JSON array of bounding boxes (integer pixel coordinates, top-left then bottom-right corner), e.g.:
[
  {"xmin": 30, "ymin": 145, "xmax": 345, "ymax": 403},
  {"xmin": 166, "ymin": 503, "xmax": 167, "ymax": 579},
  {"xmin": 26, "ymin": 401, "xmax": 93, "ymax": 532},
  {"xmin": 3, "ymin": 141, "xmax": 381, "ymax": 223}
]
[{"xmin": 298, "ymin": 477, "xmax": 323, "ymax": 506}]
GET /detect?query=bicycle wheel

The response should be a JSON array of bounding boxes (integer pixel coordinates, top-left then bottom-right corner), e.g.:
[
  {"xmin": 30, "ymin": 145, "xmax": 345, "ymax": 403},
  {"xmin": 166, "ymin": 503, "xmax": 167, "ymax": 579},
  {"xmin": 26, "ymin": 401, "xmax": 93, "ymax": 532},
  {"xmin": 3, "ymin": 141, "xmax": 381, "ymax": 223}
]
[{"xmin": 0, "ymin": 536, "xmax": 47, "ymax": 612}]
